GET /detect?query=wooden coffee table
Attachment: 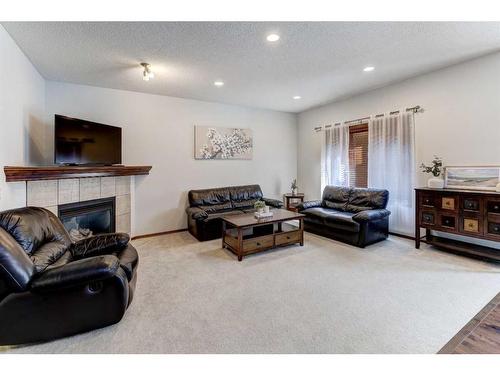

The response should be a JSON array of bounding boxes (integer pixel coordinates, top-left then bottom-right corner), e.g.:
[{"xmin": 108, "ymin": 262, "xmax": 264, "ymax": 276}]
[{"xmin": 221, "ymin": 208, "xmax": 305, "ymax": 261}]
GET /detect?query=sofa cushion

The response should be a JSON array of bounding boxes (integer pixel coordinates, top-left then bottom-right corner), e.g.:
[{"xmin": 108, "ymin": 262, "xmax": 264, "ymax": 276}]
[
  {"xmin": 188, "ymin": 187, "xmax": 232, "ymax": 211},
  {"xmin": 202, "ymin": 210, "xmax": 245, "ymax": 222},
  {"xmin": 198, "ymin": 203, "xmax": 233, "ymax": 212},
  {"xmin": 232, "ymin": 199, "xmax": 259, "ymax": 210},
  {"xmin": 302, "ymin": 207, "xmax": 360, "ymax": 233},
  {"xmin": 0, "ymin": 207, "xmax": 71, "ymax": 255},
  {"xmin": 30, "ymin": 240, "xmax": 70, "ymax": 274},
  {"xmin": 323, "ymin": 211, "xmax": 360, "ymax": 233},
  {"xmin": 322, "ymin": 186, "xmax": 351, "ymax": 211},
  {"xmin": 346, "ymin": 188, "xmax": 389, "ymax": 212},
  {"xmin": 229, "ymin": 185, "xmax": 263, "ymax": 208},
  {"xmin": 301, "ymin": 207, "xmax": 337, "ymax": 225}
]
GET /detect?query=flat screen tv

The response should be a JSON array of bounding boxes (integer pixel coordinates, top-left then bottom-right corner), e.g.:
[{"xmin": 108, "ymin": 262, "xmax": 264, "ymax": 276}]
[{"xmin": 54, "ymin": 115, "xmax": 122, "ymax": 166}]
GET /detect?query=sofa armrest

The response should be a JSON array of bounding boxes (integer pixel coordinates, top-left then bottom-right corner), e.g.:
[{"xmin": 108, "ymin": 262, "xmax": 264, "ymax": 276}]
[
  {"xmin": 352, "ymin": 209, "xmax": 391, "ymax": 223},
  {"xmin": 70, "ymin": 233, "xmax": 130, "ymax": 260},
  {"xmin": 296, "ymin": 200, "xmax": 322, "ymax": 211},
  {"xmin": 186, "ymin": 206, "xmax": 208, "ymax": 220},
  {"xmin": 30, "ymin": 255, "xmax": 120, "ymax": 292},
  {"xmin": 262, "ymin": 197, "xmax": 283, "ymax": 208}
]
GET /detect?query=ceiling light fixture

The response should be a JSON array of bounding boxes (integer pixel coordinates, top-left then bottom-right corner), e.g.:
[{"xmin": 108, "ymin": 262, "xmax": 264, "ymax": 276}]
[
  {"xmin": 363, "ymin": 66, "xmax": 375, "ymax": 72},
  {"xmin": 214, "ymin": 81, "xmax": 224, "ymax": 87},
  {"xmin": 293, "ymin": 96, "xmax": 301, "ymax": 100},
  {"xmin": 141, "ymin": 62, "xmax": 154, "ymax": 81},
  {"xmin": 266, "ymin": 34, "xmax": 280, "ymax": 42}
]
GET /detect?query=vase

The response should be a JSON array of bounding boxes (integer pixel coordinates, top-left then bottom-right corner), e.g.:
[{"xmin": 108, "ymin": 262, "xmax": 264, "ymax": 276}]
[
  {"xmin": 427, "ymin": 177, "xmax": 444, "ymax": 188},
  {"xmin": 257, "ymin": 207, "xmax": 264, "ymax": 214},
  {"xmin": 264, "ymin": 205, "xmax": 270, "ymax": 213},
  {"xmin": 291, "ymin": 188, "xmax": 297, "ymax": 196}
]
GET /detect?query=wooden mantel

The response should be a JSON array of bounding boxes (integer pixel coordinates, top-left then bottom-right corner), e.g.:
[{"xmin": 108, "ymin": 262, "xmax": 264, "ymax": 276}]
[{"xmin": 4, "ymin": 165, "xmax": 152, "ymax": 182}]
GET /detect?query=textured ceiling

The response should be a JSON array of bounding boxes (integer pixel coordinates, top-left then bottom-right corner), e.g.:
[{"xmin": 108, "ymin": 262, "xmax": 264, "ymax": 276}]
[{"xmin": 3, "ymin": 22, "xmax": 500, "ymax": 113}]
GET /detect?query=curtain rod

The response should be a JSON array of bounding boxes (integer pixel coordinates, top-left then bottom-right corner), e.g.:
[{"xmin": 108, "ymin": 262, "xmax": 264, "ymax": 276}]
[{"xmin": 314, "ymin": 105, "xmax": 423, "ymax": 132}]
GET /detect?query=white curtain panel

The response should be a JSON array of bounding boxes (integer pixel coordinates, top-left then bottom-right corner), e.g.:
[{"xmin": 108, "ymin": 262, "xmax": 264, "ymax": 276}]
[
  {"xmin": 321, "ymin": 125, "xmax": 350, "ymax": 193},
  {"xmin": 368, "ymin": 112, "xmax": 415, "ymax": 235}
]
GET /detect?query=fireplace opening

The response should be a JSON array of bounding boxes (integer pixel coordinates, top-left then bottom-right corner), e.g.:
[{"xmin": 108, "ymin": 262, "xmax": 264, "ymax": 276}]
[{"xmin": 58, "ymin": 197, "xmax": 116, "ymax": 241}]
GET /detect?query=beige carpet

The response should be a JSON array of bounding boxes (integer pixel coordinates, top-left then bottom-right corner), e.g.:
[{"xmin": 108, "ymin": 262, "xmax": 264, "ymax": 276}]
[{"xmin": 2, "ymin": 232, "xmax": 500, "ymax": 354}]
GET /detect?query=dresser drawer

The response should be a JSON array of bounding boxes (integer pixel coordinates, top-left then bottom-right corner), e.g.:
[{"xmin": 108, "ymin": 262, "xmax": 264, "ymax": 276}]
[
  {"xmin": 420, "ymin": 194, "xmax": 436, "ymax": 208},
  {"xmin": 438, "ymin": 213, "xmax": 458, "ymax": 232},
  {"xmin": 460, "ymin": 217, "xmax": 483, "ymax": 235},
  {"xmin": 486, "ymin": 200, "xmax": 500, "ymax": 214},
  {"xmin": 440, "ymin": 195, "xmax": 458, "ymax": 212},
  {"xmin": 461, "ymin": 196, "xmax": 482, "ymax": 213},
  {"xmin": 420, "ymin": 210, "xmax": 436, "ymax": 226},
  {"xmin": 486, "ymin": 220, "xmax": 500, "ymax": 238},
  {"xmin": 243, "ymin": 235, "xmax": 274, "ymax": 252},
  {"xmin": 275, "ymin": 230, "xmax": 301, "ymax": 246}
]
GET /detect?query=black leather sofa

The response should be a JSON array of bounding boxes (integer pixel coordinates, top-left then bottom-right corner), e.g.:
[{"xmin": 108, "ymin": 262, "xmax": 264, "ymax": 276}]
[
  {"xmin": 186, "ymin": 184, "xmax": 283, "ymax": 241},
  {"xmin": 297, "ymin": 186, "xmax": 390, "ymax": 247},
  {"xmin": 0, "ymin": 207, "xmax": 138, "ymax": 345}
]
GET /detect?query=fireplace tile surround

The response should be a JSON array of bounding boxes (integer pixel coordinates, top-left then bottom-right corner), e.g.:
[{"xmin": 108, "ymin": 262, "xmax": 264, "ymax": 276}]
[{"xmin": 26, "ymin": 176, "xmax": 131, "ymax": 234}]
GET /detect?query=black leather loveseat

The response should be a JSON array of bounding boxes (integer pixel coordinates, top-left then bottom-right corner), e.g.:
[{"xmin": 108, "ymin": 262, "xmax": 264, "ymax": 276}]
[
  {"xmin": 297, "ymin": 186, "xmax": 390, "ymax": 247},
  {"xmin": 0, "ymin": 207, "xmax": 138, "ymax": 345},
  {"xmin": 186, "ymin": 184, "xmax": 283, "ymax": 241}
]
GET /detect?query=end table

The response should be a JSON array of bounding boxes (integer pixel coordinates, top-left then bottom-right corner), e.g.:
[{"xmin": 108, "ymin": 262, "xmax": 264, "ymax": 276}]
[{"xmin": 284, "ymin": 193, "xmax": 305, "ymax": 212}]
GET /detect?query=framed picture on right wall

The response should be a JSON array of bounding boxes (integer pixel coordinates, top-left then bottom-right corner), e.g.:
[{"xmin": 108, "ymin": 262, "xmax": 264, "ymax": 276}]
[{"xmin": 444, "ymin": 166, "xmax": 500, "ymax": 191}]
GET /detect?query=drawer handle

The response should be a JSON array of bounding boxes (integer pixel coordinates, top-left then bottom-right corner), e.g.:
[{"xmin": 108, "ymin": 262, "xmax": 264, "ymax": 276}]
[
  {"xmin": 286, "ymin": 236, "xmax": 291, "ymax": 240},
  {"xmin": 256, "ymin": 242, "xmax": 261, "ymax": 246},
  {"xmin": 494, "ymin": 205, "xmax": 499, "ymax": 210},
  {"xmin": 494, "ymin": 226, "xmax": 500, "ymax": 232},
  {"xmin": 468, "ymin": 223, "xmax": 474, "ymax": 228}
]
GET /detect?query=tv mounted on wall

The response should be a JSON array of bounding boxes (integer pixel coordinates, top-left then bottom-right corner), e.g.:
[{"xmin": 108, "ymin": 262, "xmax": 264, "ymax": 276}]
[{"xmin": 54, "ymin": 115, "xmax": 122, "ymax": 166}]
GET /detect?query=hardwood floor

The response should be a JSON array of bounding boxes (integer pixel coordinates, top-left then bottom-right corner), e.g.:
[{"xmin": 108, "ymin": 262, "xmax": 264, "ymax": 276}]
[{"xmin": 439, "ymin": 292, "xmax": 500, "ymax": 354}]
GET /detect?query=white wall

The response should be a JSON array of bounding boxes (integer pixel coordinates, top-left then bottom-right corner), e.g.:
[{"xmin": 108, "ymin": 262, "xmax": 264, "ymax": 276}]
[
  {"xmin": 46, "ymin": 82, "xmax": 297, "ymax": 236},
  {"xmin": 298, "ymin": 52, "xmax": 500, "ymax": 201},
  {"xmin": 0, "ymin": 26, "xmax": 46, "ymax": 211}
]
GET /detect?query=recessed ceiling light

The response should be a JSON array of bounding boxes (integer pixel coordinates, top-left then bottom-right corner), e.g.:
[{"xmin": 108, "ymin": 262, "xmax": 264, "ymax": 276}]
[
  {"xmin": 266, "ymin": 34, "xmax": 280, "ymax": 42},
  {"xmin": 214, "ymin": 81, "xmax": 224, "ymax": 87},
  {"xmin": 293, "ymin": 96, "xmax": 301, "ymax": 100},
  {"xmin": 363, "ymin": 66, "xmax": 375, "ymax": 72}
]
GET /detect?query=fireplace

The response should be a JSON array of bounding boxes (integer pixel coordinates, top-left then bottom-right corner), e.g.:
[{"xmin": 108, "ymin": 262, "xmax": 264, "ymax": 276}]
[{"xmin": 58, "ymin": 197, "xmax": 116, "ymax": 240}]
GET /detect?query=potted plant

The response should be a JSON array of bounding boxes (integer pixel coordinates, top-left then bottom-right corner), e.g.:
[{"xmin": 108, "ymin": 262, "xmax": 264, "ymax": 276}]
[
  {"xmin": 291, "ymin": 179, "xmax": 298, "ymax": 195},
  {"xmin": 420, "ymin": 156, "xmax": 444, "ymax": 188},
  {"xmin": 254, "ymin": 200, "xmax": 266, "ymax": 214}
]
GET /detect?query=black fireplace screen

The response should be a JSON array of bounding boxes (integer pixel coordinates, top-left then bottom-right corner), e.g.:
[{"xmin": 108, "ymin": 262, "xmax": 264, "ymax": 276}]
[{"xmin": 58, "ymin": 197, "xmax": 116, "ymax": 240}]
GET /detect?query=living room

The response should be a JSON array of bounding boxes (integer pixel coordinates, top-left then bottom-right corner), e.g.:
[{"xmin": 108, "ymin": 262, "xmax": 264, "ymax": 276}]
[{"xmin": 1, "ymin": 0, "xmax": 500, "ymax": 372}]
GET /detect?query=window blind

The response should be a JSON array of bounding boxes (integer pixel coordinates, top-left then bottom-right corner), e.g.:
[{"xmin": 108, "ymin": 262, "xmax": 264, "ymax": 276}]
[{"xmin": 348, "ymin": 124, "xmax": 369, "ymax": 188}]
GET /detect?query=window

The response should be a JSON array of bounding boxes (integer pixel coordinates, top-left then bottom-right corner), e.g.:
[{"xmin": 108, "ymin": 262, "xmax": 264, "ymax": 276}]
[{"xmin": 348, "ymin": 123, "xmax": 368, "ymax": 188}]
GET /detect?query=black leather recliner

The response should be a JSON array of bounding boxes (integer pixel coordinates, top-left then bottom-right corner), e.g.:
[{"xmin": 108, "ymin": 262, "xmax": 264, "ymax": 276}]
[
  {"xmin": 0, "ymin": 207, "xmax": 138, "ymax": 345},
  {"xmin": 297, "ymin": 186, "xmax": 390, "ymax": 247},
  {"xmin": 186, "ymin": 184, "xmax": 283, "ymax": 241}
]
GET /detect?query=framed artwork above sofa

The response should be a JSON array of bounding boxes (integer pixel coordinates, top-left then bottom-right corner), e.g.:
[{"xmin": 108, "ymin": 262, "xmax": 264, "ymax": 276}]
[{"xmin": 194, "ymin": 126, "xmax": 253, "ymax": 160}]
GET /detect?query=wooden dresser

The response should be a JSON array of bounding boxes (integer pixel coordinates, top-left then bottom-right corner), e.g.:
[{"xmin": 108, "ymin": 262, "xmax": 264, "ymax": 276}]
[{"xmin": 415, "ymin": 188, "xmax": 500, "ymax": 262}]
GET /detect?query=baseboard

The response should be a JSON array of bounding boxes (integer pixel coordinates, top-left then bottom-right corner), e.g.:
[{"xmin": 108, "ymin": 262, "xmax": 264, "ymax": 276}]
[
  {"xmin": 389, "ymin": 232, "xmax": 415, "ymax": 241},
  {"xmin": 131, "ymin": 228, "xmax": 188, "ymax": 240}
]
